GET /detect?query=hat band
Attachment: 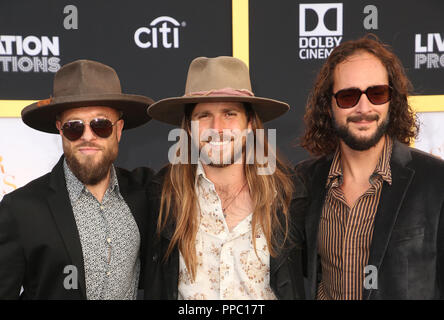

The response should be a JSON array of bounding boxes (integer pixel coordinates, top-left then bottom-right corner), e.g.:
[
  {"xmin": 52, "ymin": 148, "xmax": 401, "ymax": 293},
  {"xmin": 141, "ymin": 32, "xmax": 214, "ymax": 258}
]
[{"xmin": 185, "ymin": 87, "xmax": 254, "ymax": 97}]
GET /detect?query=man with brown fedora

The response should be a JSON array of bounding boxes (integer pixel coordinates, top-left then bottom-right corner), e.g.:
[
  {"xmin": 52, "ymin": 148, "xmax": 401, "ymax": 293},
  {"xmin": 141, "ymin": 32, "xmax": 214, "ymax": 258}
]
[
  {"xmin": 144, "ymin": 56, "xmax": 308, "ymax": 299},
  {"xmin": 0, "ymin": 59, "xmax": 154, "ymax": 299}
]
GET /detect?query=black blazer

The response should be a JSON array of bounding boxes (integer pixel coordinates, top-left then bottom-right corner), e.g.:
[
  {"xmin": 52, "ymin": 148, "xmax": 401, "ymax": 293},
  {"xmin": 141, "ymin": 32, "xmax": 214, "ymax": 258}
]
[
  {"xmin": 0, "ymin": 156, "xmax": 154, "ymax": 299},
  {"xmin": 295, "ymin": 141, "xmax": 444, "ymax": 300},
  {"xmin": 143, "ymin": 166, "xmax": 308, "ymax": 300}
]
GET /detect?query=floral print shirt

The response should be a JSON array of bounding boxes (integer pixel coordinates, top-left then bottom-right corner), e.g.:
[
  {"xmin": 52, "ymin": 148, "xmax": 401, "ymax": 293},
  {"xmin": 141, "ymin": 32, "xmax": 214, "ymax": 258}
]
[{"xmin": 177, "ymin": 162, "xmax": 276, "ymax": 300}]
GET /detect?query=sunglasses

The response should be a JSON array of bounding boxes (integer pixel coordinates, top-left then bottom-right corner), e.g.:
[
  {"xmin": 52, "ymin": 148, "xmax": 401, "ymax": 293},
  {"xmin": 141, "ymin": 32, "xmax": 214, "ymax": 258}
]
[
  {"xmin": 61, "ymin": 117, "xmax": 121, "ymax": 141},
  {"xmin": 333, "ymin": 85, "xmax": 392, "ymax": 109}
]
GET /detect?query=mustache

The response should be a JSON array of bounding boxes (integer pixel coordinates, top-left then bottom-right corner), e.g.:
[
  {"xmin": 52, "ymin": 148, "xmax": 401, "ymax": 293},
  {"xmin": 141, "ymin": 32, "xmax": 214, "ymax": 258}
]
[
  {"xmin": 347, "ymin": 114, "xmax": 379, "ymax": 123},
  {"xmin": 75, "ymin": 142, "xmax": 103, "ymax": 150},
  {"xmin": 200, "ymin": 134, "xmax": 235, "ymax": 143}
]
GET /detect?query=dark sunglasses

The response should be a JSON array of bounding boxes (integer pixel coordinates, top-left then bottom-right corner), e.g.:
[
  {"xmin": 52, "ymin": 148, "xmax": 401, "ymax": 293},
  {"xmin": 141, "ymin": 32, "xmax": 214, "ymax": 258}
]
[
  {"xmin": 333, "ymin": 85, "xmax": 392, "ymax": 109},
  {"xmin": 61, "ymin": 117, "xmax": 121, "ymax": 141}
]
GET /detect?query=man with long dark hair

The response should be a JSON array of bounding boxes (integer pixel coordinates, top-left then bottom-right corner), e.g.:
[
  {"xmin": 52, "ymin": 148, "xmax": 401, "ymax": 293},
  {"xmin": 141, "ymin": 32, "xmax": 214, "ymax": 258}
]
[
  {"xmin": 297, "ymin": 35, "xmax": 444, "ymax": 299},
  {"xmin": 144, "ymin": 56, "xmax": 307, "ymax": 299}
]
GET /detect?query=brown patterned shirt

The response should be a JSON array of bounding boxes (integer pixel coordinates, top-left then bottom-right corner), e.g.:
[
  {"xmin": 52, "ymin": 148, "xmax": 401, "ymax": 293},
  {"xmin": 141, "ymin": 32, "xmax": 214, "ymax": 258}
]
[{"xmin": 317, "ymin": 136, "xmax": 393, "ymax": 300}]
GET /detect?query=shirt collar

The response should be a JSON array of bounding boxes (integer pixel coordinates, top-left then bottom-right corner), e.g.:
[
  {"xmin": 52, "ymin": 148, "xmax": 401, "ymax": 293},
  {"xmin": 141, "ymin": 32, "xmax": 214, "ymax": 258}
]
[
  {"xmin": 373, "ymin": 136, "xmax": 393, "ymax": 185},
  {"xmin": 64, "ymin": 159, "xmax": 85, "ymax": 202},
  {"xmin": 63, "ymin": 159, "xmax": 121, "ymax": 202},
  {"xmin": 325, "ymin": 135, "xmax": 393, "ymax": 189},
  {"xmin": 196, "ymin": 160, "xmax": 206, "ymax": 179},
  {"xmin": 325, "ymin": 147, "xmax": 343, "ymax": 188},
  {"xmin": 196, "ymin": 160, "xmax": 214, "ymax": 188},
  {"xmin": 108, "ymin": 165, "xmax": 120, "ymax": 195}
]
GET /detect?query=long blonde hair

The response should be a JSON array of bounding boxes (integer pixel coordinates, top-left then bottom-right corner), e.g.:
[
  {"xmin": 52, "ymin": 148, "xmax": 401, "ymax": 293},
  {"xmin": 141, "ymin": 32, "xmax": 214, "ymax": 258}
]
[{"xmin": 158, "ymin": 104, "xmax": 295, "ymax": 280}]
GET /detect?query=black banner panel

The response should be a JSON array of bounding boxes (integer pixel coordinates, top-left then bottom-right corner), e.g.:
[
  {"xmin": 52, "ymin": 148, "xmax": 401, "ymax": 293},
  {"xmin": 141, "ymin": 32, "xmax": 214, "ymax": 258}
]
[
  {"xmin": 1, "ymin": 0, "xmax": 444, "ymax": 199},
  {"xmin": 250, "ymin": 0, "xmax": 444, "ymax": 164},
  {"xmin": 0, "ymin": 0, "xmax": 232, "ymax": 171}
]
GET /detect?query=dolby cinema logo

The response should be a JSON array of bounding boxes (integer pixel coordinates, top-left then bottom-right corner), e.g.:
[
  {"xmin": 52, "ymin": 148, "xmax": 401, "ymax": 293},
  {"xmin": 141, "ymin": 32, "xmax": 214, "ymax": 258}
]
[{"xmin": 299, "ymin": 3, "xmax": 343, "ymax": 60}]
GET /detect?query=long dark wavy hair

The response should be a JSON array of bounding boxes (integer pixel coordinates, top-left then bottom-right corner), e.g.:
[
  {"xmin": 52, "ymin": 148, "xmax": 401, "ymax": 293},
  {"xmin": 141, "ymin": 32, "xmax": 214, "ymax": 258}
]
[{"xmin": 300, "ymin": 34, "xmax": 419, "ymax": 156}]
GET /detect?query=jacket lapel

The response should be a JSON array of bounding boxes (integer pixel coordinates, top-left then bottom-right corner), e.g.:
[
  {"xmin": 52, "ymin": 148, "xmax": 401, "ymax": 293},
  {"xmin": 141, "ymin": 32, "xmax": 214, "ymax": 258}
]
[
  {"xmin": 363, "ymin": 141, "xmax": 414, "ymax": 299},
  {"xmin": 117, "ymin": 170, "xmax": 142, "ymax": 230},
  {"xmin": 160, "ymin": 219, "xmax": 179, "ymax": 299},
  {"xmin": 270, "ymin": 171, "xmax": 312, "ymax": 279},
  {"xmin": 116, "ymin": 167, "xmax": 153, "ymax": 232},
  {"xmin": 305, "ymin": 158, "xmax": 331, "ymax": 299},
  {"xmin": 270, "ymin": 182, "xmax": 308, "ymax": 279},
  {"xmin": 270, "ymin": 220, "xmax": 289, "ymax": 283},
  {"xmin": 270, "ymin": 250, "xmax": 286, "ymax": 278},
  {"xmin": 47, "ymin": 156, "xmax": 87, "ymax": 299}
]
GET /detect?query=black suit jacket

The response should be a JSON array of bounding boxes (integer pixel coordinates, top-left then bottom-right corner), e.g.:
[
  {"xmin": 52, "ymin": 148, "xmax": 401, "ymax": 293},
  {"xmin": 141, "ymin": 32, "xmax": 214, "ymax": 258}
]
[
  {"xmin": 0, "ymin": 156, "xmax": 153, "ymax": 299},
  {"xmin": 295, "ymin": 141, "xmax": 444, "ymax": 299},
  {"xmin": 143, "ymin": 166, "xmax": 308, "ymax": 300}
]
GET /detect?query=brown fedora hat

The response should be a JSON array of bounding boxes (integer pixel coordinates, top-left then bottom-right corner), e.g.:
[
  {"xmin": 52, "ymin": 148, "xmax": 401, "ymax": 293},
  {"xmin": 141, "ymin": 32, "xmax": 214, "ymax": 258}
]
[
  {"xmin": 147, "ymin": 56, "xmax": 289, "ymax": 126},
  {"xmin": 22, "ymin": 59, "xmax": 154, "ymax": 133}
]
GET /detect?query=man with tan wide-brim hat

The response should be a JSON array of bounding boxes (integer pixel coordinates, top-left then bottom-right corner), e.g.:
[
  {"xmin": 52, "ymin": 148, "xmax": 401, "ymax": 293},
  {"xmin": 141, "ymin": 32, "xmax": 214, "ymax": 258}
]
[
  {"xmin": 148, "ymin": 55, "xmax": 289, "ymax": 125},
  {"xmin": 144, "ymin": 56, "xmax": 307, "ymax": 300},
  {"xmin": 0, "ymin": 59, "xmax": 154, "ymax": 299}
]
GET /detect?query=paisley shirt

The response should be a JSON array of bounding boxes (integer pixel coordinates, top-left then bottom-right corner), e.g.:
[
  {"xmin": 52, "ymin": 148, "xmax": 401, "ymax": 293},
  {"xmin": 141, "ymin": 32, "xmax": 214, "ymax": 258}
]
[{"xmin": 64, "ymin": 160, "xmax": 140, "ymax": 300}]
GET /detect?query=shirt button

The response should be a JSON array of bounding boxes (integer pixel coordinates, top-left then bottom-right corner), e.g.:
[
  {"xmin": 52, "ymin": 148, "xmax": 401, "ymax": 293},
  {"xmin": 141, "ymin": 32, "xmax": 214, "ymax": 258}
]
[
  {"xmin": 100, "ymin": 205, "xmax": 104, "ymax": 210},
  {"xmin": 106, "ymin": 271, "xmax": 111, "ymax": 276},
  {"xmin": 107, "ymin": 238, "xmax": 111, "ymax": 244}
]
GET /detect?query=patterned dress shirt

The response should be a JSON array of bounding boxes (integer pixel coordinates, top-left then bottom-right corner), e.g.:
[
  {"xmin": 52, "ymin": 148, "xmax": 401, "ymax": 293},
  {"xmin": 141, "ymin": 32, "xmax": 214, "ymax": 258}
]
[
  {"xmin": 178, "ymin": 162, "xmax": 276, "ymax": 300},
  {"xmin": 317, "ymin": 136, "xmax": 393, "ymax": 300},
  {"xmin": 64, "ymin": 160, "xmax": 140, "ymax": 300}
]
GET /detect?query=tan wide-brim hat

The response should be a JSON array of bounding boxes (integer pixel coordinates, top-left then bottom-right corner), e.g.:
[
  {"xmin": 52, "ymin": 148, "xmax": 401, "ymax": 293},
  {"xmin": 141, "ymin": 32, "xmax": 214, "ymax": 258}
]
[
  {"xmin": 22, "ymin": 59, "xmax": 154, "ymax": 133},
  {"xmin": 147, "ymin": 56, "xmax": 289, "ymax": 126}
]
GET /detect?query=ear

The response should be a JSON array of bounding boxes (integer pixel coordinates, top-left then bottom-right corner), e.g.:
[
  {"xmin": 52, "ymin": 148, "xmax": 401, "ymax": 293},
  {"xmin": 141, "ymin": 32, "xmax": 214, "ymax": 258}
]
[
  {"xmin": 116, "ymin": 119, "xmax": 124, "ymax": 142},
  {"xmin": 55, "ymin": 120, "xmax": 63, "ymax": 135},
  {"xmin": 55, "ymin": 111, "xmax": 66, "ymax": 136}
]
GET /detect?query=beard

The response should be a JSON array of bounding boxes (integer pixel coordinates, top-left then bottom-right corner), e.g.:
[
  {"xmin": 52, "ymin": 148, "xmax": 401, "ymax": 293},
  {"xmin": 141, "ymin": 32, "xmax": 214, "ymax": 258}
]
[
  {"xmin": 333, "ymin": 112, "xmax": 390, "ymax": 151},
  {"xmin": 206, "ymin": 143, "xmax": 245, "ymax": 168},
  {"xmin": 64, "ymin": 141, "xmax": 118, "ymax": 186},
  {"xmin": 198, "ymin": 133, "xmax": 246, "ymax": 168}
]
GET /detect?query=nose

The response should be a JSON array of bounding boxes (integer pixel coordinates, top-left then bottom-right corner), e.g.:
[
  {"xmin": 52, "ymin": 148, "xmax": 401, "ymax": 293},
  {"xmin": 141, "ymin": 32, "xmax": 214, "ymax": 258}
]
[
  {"xmin": 354, "ymin": 92, "xmax": 373, "ymax": 113},
  {"xmin": 80, "ymin": 123, "xmax": 97, "ymax": 141},
  {"xmin": 210, "ymin": 114, "xmax": 224, "ymax": 133}
]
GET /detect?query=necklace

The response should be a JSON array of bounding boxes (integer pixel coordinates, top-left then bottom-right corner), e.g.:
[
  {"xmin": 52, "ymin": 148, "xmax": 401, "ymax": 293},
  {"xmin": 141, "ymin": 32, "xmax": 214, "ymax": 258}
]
[{"xmin": 222, "ymin": 181, "xmax": 248, "ymax": 216}]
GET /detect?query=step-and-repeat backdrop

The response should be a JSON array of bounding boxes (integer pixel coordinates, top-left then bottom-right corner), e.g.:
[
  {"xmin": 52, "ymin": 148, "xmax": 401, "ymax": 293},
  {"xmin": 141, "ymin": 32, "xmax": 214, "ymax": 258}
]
[{"xmin": 1, "ymin": 0, "xmax": 443, "ymax": 200}]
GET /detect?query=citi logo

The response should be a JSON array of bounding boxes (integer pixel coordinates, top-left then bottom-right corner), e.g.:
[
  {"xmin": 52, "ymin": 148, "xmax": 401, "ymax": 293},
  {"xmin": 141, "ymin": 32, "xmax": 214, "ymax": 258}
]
[
  {"xmin": 298, "ymin": 3, "xmax": 343, "ymax": 60},
  {"xmin": 134, "ymin": 16, "xmax": 185, "ymax": 49}
]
